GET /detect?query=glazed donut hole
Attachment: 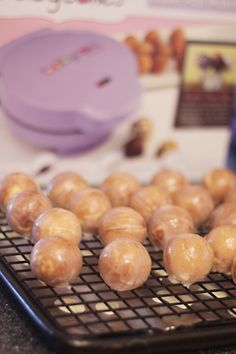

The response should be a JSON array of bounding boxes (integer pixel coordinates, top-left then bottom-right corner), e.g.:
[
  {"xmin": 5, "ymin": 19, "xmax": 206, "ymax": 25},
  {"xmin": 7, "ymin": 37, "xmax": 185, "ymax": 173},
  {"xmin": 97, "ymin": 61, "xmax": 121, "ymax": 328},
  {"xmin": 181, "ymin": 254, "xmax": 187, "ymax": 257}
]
[
  {"xmin": 6, "ymin": 191, "xmax": 52, "ymax": 237},
  {"xmin": 208, "ymin": 202, "xmax": 236, "ymax": 229},
  {"xmin": 32, "ymin": 208, "xmax": 82, "ymax": 245},
  {"xmin": 130, "ymin": 185, "xmax": 172, "ymax": 222},
  {"xmin": 203, "ymin": 168, "xmax": 236, "ymax": 204},
  {"xmin": 148, "ymin": 205, "xmax": 195, "ymax": 250},
  {"xmin": 46, "ymin": 172, "xmax": 88, "ymax": 209},
  {"xmin": 99, "ymin": 239, "xmax": 152, "ymax": 292},
  {"xmin": 68, "ymin": 187, "xmax": 111, "ymax": 234},
  {"xmin": 205, "ymin": 225, "xmax": 236, "ymax": 274},
  {"xmin": 30, "ymin": 237, "xmax": 83, "ymax": 287},
  {"xmin": 99, "ymin": 206, "xmax": 147, "ymax": 246},
  {"xmin": 101, "ymin": 172, "xmax": 140, "ymax": 207},
  {"xmin": 173, "ymin": 185, "xmax": 214, "ymax": 229},
  {"xmin": 163, "ymin": 233, "xmax": 214, "ymax": 288},
  {"xmin": 0, "ymin": 172, "xmax": 40, "ymax": 211},
  {"xmin": 150, "ymin": 168, "xmax": 188, "ymax": 196}
]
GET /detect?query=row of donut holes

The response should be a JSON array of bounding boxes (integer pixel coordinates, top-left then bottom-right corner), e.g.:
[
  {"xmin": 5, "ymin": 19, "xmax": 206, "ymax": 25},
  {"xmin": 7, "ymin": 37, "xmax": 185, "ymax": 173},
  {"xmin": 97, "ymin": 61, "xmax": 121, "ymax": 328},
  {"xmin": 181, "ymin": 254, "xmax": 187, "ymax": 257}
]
[{"xmin": 1, "ymin": 168, "xmax": 236, "ymax": 292}]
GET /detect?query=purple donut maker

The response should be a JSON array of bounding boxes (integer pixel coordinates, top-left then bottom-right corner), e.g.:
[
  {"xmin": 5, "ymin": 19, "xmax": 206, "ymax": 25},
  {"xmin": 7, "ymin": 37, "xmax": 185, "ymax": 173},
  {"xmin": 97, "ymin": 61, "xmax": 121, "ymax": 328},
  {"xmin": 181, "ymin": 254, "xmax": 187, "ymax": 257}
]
[{"xmin": 0, "ymin": 29, "xmax": 140, "ymax": 153}]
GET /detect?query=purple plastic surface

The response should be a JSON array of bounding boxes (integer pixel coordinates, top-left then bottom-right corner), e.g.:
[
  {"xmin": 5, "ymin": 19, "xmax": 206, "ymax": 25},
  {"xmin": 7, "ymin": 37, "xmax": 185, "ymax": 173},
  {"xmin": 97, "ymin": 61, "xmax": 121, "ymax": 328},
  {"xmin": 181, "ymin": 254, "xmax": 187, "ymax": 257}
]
[
  {"xmin": 5, "ymin": 109, "xmax": 110, "ymax": 154},
  {"xmin": 0, "ymin": 30, "xmax": 140, "ymax": 152}
]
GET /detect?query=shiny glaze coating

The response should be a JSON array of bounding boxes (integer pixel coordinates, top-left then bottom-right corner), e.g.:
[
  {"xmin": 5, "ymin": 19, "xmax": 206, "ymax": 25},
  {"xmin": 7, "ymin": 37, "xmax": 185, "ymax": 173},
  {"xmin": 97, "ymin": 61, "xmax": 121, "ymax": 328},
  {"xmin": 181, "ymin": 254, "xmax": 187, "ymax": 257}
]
[
  {"xmin": 69, "ymin": 188, "xmax": 111, "ymax": 234},
  {"xmin": 203, "ymin": 168, "xmax": 236, "ymax": 204},
  {"xmin": 130, "ymin": 185, "xmax": 172, "ymax": 222},
  {"xmin": 0, "ymin": 172, "xmax": 39, "ymax": 211},
  {"xmin": 99, "ymin": 206, "xmax": 147, "ymax": 245},
  {"xmin": 101, "ymin": 172, "xmax": 140, "ymax": 207},
  {"xmin": 209, "ymin": 202, "xmax": 236, "ymax": 229},
  {"xmin": 46, "ymin": 172, "xmax": 88, "ymax": 209},
  {"xmin": 149, "ymin": 205, "xmax": 194, "ymax": 249},
  {"xmin": 31, "ymin": 237, "xmax": 83, "ymax": 287},
  {"xmin": 173, "ymin": 185, "xmax": 214, "ymax": 228},
  {"xmin": 150, "ymin": 168, "xmax": 188, "ymax": 196},
  {"xmin": 32, "ymin": 208, "xmax": 82, "ymax": 245},
  {"xmin": 6, "ymin": 191, "xmax": 52, "ymax": 237},
  {"xmin": 164, "ymin": 233, "xmax": 214, "ymax": 287},
  {"xmin": 99, "ymin": 239, "xmax": 152, "ymax": 291},
  {"xmin": 206, "ymin": 225, "xmax": 236, "ymax": 273}
]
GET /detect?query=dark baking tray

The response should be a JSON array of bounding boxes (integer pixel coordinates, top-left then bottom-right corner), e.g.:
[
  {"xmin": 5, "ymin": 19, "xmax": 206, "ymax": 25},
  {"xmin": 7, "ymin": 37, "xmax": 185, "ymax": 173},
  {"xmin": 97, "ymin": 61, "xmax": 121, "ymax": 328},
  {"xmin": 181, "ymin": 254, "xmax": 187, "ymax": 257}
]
[{"xmin": 1, "ymin": 211, "xmax": 236, "ymax": 354}]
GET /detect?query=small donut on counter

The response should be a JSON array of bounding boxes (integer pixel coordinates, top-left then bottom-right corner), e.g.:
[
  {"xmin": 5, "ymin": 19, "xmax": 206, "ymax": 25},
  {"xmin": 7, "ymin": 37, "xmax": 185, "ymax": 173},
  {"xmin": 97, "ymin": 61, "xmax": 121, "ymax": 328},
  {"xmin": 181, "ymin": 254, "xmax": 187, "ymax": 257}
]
[
  {"xmin": 148, "ymin": 205, "xmax": 195, "ymax": 249},
  {"xmin": 101, "ymin": 172, "xmax": 140, "ymax": 207},
  {"xmin": 6, "ymin": 191, "xmax": 52, "ymax": 237},
  {"xmin": 0, "ymin": 172, "xmax": 39, "ymax": 211},
  {"xmin": 99, "ymin": 239, "xmax": 152, "ymax": 291},
  {"xmin": 68, "ymin": 188, "xmax": 111, "ymax": 234},
  {"xmin": 163, "ymin": 233, "xmax": 214, "ymax": 288},
  {"xmin": 46, "ymin": 172, "xmax": 88, "ymax": 209},
  {"xmin": 99, "ymin": 206, "xmax": 147, "ymax": 246},
  {"xmin": 130, "ymin": 185, "xmax": 172, "ymax": 222},
  {"xmin": 173, "ymin": 185, "xmax": 214, "ymax": 228},
  {"xmin": 205, "ymin": 225, "xmax": 236, "ymax": 274},
  {"xmin": 32, "ymin": 208, "xmax": 82, "ymax": 245},
  {"xmin": 30, "ymin": 237, "xmax": 83, "ymax": 287}
]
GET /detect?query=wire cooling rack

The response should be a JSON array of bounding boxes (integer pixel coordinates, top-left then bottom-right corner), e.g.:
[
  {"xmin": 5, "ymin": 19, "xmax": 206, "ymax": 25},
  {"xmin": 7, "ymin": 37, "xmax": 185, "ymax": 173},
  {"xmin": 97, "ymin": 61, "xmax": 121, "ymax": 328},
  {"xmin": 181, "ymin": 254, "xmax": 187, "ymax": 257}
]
[{"xmin": 1, "ymin": 212, "xmax": 236, "ymax": 354}]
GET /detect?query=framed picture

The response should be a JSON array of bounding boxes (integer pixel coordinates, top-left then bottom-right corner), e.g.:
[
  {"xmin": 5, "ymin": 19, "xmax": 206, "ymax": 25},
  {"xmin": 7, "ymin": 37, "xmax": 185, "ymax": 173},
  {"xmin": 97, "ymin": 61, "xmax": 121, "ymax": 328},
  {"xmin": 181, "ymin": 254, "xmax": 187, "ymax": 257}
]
[{"xmin": 175, "ymin": 41, "xmax": 236, "ymax": 127}]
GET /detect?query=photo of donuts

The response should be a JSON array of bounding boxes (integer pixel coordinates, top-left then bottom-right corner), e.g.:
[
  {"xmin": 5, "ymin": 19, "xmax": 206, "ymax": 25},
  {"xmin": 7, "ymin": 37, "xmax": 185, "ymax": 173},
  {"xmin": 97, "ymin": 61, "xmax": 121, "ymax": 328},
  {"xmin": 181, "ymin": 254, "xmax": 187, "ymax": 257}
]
[
  {"xmin": 175, "ymin": 41, "xmax": 236, "ymax": 128},
  {"xmin": 123, "ymin": 28, "xmax": 185, "ymax": 74},
  {"xmin": 121, "ymin": 28, "xmax": 185, "ymax": 89}
]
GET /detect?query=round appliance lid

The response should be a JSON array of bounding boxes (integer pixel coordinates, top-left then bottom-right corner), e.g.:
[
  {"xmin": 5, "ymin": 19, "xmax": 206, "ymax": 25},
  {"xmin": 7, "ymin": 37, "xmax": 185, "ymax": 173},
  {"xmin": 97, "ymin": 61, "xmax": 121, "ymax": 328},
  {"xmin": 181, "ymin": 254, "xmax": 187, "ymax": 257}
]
[{"xmin": 0, "ymin": 30, "xmax": 140, "ymax": 129}]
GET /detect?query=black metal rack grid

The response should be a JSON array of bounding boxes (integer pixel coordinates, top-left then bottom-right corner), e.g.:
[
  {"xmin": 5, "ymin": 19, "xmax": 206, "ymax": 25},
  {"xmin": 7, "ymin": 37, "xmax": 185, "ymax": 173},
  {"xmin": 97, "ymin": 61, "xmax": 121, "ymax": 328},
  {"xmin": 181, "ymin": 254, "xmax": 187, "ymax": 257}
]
[{"xmin": 1, "ymin": 211, "xmax": 236, "ymax": 354}]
